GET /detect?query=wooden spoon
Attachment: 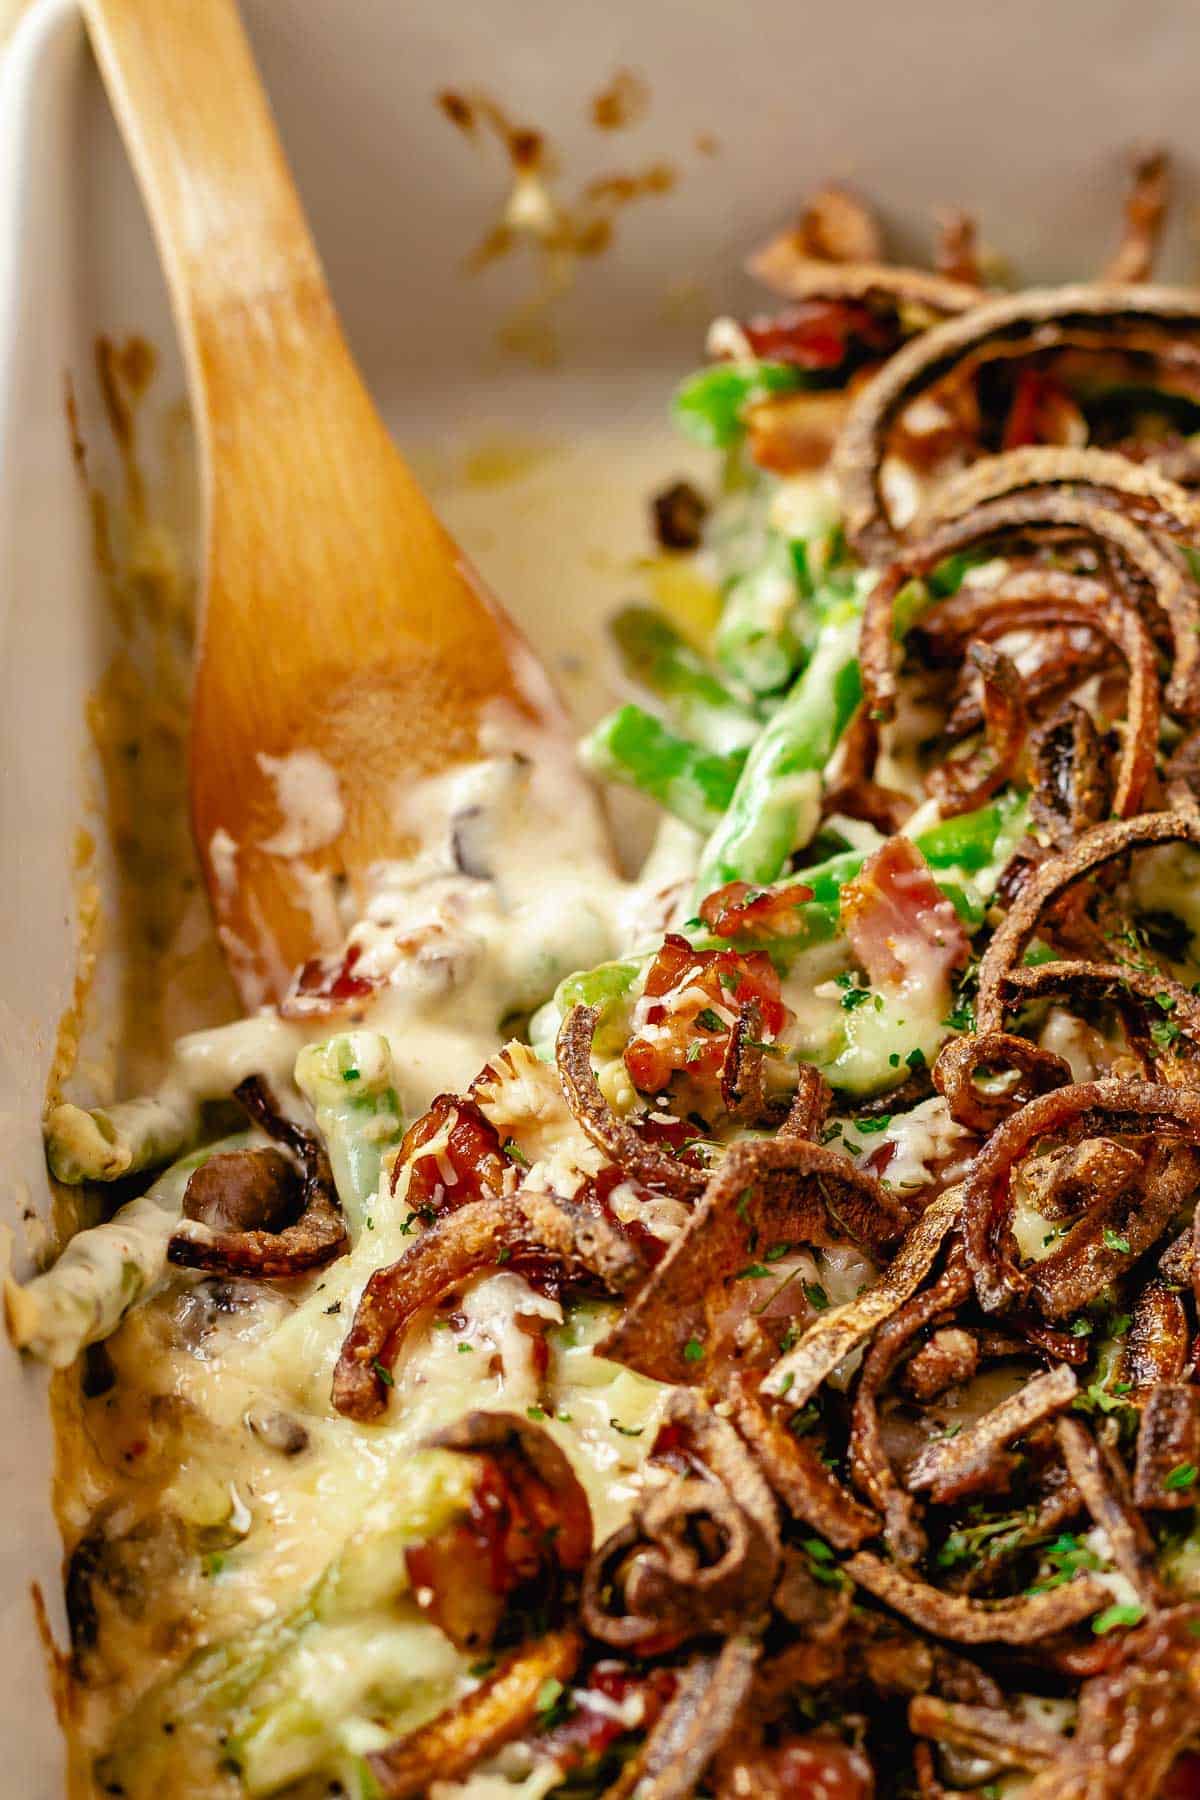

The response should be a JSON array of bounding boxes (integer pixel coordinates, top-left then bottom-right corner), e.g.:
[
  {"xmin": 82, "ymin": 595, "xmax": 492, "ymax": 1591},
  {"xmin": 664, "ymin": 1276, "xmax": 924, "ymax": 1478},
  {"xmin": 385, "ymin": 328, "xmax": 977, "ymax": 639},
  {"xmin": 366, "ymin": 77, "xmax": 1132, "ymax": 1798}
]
[{"xmin": 81, "ymin": 0, "xmax": 606, "ymax": 1007}]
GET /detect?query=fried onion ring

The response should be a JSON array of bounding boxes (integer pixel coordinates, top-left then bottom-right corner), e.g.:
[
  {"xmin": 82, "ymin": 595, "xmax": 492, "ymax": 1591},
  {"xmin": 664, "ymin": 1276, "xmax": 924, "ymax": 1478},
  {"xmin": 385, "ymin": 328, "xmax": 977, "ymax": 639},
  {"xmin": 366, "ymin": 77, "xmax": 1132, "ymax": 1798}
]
[
  {"xmin": 366, "ymin": 1629, "xmax": 582, "ymax": 1799},
  {"xmin": 835, "ymin": 284, "xmax": 1200, "ymax": 559},
  {"xmin": 599, "ymin": 1137, "xmax": 906, "ymax": 1386},
  {"xmin": 557, "ymin": 1006, "xmax": 705, "ymax": 1201},
  {"xmin": 959, "ymin": 1077, "xmax": 1200, "ymax": 1313},
  {"xmin": 845, "ymin": 1549, "xmax": 1108, "ymax": 1645}
]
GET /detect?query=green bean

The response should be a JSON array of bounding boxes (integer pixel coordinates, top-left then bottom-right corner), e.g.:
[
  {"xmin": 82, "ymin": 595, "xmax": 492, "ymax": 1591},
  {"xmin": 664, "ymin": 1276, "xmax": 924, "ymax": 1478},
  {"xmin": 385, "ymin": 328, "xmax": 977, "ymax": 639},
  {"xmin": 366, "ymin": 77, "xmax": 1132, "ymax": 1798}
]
[
  {"xmin": 45, "ymin": 1083, "xmax": 201, "ymax": 1185},
  {"xmin": 611, "ymin": 605, "xmax": 758, "ymax": 753},
  {"xmin": 696, "ymin": 604, "xmax": 863, "ymax": 897},
  {"xmin": 6, "ymin": 1134, "xmax": 251, "ymax": 1366},
  {"xmin": 294, "ymin": 1033, "xmax": 404, "ymax": 1238},
  {"xmin": 672, "ymin": 360, "xmax": 806, "ymax": 449},
  {"xmin": 715, "ymin": 529, "xmax": 806, "ymax": 696},
  {"xmin": 581, "ymin": 705, "xmax": 745, "ymax": 834}
]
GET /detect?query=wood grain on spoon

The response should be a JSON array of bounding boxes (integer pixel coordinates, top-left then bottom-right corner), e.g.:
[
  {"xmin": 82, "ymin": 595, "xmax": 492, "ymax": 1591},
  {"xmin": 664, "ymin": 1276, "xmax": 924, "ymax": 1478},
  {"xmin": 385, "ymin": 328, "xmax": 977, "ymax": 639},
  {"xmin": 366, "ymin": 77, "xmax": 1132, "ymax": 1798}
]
[{"xmin": 82, "ymin": 0, "xmax": 604, "ymax": 1007}]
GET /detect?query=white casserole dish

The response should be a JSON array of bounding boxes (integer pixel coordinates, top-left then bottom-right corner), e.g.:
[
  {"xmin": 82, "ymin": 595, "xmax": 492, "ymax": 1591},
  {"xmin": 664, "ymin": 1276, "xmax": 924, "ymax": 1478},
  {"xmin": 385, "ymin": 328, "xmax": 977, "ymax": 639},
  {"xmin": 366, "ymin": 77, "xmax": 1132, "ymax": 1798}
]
[{"xmin": 1, "ymin": 0, "xmax": 1198, "ymax": 1788}]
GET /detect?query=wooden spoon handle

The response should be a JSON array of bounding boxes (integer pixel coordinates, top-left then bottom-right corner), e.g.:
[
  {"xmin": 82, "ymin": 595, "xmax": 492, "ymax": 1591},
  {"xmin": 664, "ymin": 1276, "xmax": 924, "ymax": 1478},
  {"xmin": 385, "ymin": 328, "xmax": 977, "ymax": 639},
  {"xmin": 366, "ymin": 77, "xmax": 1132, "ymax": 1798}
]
[{"xmin": 82, "ymin": 0, "xmax": 332, "ymax": 409}]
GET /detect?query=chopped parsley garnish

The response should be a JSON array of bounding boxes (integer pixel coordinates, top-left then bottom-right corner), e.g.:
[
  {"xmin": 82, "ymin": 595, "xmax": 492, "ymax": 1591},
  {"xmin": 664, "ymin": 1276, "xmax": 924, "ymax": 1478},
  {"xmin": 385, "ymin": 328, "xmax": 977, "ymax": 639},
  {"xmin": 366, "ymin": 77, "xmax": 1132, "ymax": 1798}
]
[
  {"xmin": 1069, "ymin": 1317, "xmax": 1094, "ymax": 1338},
  {"xmin": 1166, "ymin": 1462, "xmax": 1199, "ymax": 1491},
  {"xmin": 1092, "ymin": 1602, "xmax": 1145, "ymax": 1635},
  {"xmin": 787, "ymin": 1404, "xmax": 820, "ymax": 1437},
  {"xmin": 1102, "ymin": 1227, "xmax": 1131, "ymax": 1254},
  {"xmin": 609, "ymin": 1418, "xmax": 644, "ymax": 1437},
  {"xmin": 696, "ymin": 1007, "xmax": 725, "ymax": 1033},
  {"xmin": 341, "ymin": 1067, "xmax": 360, "ymax": 1083},
  {"xmin": 804, "ymin": 1282, "xmax": 830, "ymax": 1311},
  {"xmin": 854, "ymin": 1114, "xmax": 892, "ymax": 1134},
  {"xmin": 201, "ymin": 1552, "xmax": 226, "ymax": 1579},
  {"xmin": 685, "ymin": 1040, "xmax": 705, "ymax": 1064},
  {"xmin": 840, "ymin": 986, "xmax": 871, "ymax": 1011},
  {"xmin": 468, "ymin": 1657, "xmax": 497, "ymax": 1678},
  {"xmin": 736, "ymin": 1263, "xmax": 772, "ymax": 1280},
  {"xmin": 764, "ymin": 1242, "xmax": 793, "ymax": 1262},
  {"xmin": 371, "ymin": 1359, "xmax": 394, "ymax": 1388},
  {"xmin": 502, "ymin": 1137, "xmax": 531, "ymax": 1168},
  {"xmin": 526, "ymin": 1406, "xmax": 547, "ymax": 1421},
  {"xmin": 683, "ymin": 1337, "xmax": 705, "ymax": 1363},
  {"xmin": 1030, "ymin": 1532, "xmax": 1101, "ymax": 1591},
  {"xmin": 906, "ymin": 1046, "xmax": 926, "ymax": 1072},
  {"xmin": 534, "ymin": 1676, "xmax": 570, "ymax": 1727}
]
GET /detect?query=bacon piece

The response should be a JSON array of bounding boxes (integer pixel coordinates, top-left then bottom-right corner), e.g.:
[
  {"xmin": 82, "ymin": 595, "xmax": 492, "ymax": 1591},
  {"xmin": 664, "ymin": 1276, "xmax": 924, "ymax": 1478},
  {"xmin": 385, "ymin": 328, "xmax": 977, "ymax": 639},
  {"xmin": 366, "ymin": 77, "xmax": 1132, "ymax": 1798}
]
[
  {"xmin": 622, "ymin": 933, "xmax": 788, "ymax": 1096},
  {"xmin": 1133, "ymin": 1385, "xmax": 1200, "ymax": 1510},
  {"xmin": 715, "ymin": 1735, "xmax": 875, "ymax": 1800},
  {"xmin": 365, "ymin": 1629, "xmax": 581, "ymax": 1799},
  {"xmin": 845, "ymin": 1549, "xmax": 1108, "ymax": 1645},
  {"xmin": 699, "ymin": 880, "xmax": 814, "ymax": 940},
  {"xmin": 742, "ymin": 298, "xmax": 899, "ymax": 371},
  {"xmin": 404, "ymin": 1412, "xmax": 593, "ymax": 1650},
  {"xmin": 168, "ymin": 1076, "xmax": 347, "ymax": 1279},
  {"xmin": 282, "ymin": 940, "xmax": 379, "ymax": 1017},
  {"xmin": 841, "ymin": 837, "xmax": 970, "ymax": 992},
  {"xmin": 392, "ymin": 1093, "xmax": 508, "ymax": 1215},
  {"xmin": 599, "ymin": 1137, "xmax": 906, "ymax": 1387}
]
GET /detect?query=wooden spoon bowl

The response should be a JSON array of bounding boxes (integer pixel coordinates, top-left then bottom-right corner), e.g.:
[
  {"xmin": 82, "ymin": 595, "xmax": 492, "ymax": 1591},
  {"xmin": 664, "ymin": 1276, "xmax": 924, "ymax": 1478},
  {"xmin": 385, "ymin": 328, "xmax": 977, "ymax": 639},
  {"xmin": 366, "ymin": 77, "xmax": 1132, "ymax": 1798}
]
[{"xmin": 82, "ymin": 0, "xmax": 606, "ymax": 1006}]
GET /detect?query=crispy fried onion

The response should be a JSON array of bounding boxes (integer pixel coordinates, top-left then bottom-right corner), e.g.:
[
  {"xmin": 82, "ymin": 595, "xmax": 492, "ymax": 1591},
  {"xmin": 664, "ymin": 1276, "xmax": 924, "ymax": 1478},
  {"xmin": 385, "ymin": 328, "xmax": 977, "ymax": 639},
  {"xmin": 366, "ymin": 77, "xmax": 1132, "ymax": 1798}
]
[
  {"xmin": 1056, "ymin": 1417, "xmax": 1163, "ymax": 1607},
  {"xmin": 608, "ymin": 1637, "xmax": 760, "ymax": 1800},
  {"xmin": 933, "ymin": 1031, "xmax": 1073, "ymax": 1133},
  {"xmin": 1030, "ymin": 703, "xmax": 1113, "ymax": 848},
  {"xmin": 747, "ymin": 231, "xmax": 980, "ymax": 319},
  {"xmin": 582, "ymin": 1392, "xmax": 779, "ymax": 1653},
  {"xmin": 404, "ymin": 1412, "xmax": 593, "ymax": 1650},
  {"xmin": 599, "ymin": 1137, "xmax": 906, "ymax": 1386},
  {"xmin": 1020, "ymin": 1606, "xmax": 1200, "ymax": 1800},
  {"xmin": 989, "ymin": 958, "xmax": 1200, "ymax": 1077},
  {"xmin": 557, "ymin": 1006, "xmax": 705, "ymax": 1201},
  {"xmin": 909, "ymin": 1695, "xmax": 1061, "ymax": 1773},
  {"xmin": 762, "ymin": 1184, "xmax": 961, "ymax": 1405},
  {"xmin": 924, "ymin": 642, "xmax": 1027, "ymax": 816},
  {"xmin": 844, "ymin": 1549, "xmax": 1108, "ymax": 1645},
  {"xmin": 925, "ymin": 444, "xmax": 1200, "ymax": 541},
  {"xmin": 1123, "ymin": 1279, "xmax": 1190, "ymax": 1398},
  {"xmin": 834, "ymin": 284, "xmax": 1200, "ymax": 560},
  {"xmin": 1133, "ymin": 1385, "xmax": 1200, "ymax": 1511},
  {"xmin": 860, "ymin": 498, "xmax": 1181, "ymax": 805},
  {"xmin": 976, "ymin": 811, "xmax": 1200, "ymax": 1035},
  {"xmin": 909, "ymin": 1363, "xmax": 1079, "ymax": 1505},
  {"xmin": 915, "ymin": 566, "xmax": 1158, "ymax": 813},
  {"xmin": 728, "ymin": 1373, "xmax": 880, "ymax": 1550},
  {"xmin": 960, "ymin": 1077, "xmax": 1200, "ymax": 1314},
  {"xmin": 365, "ymin": 1628, "xmax": 582, "ymax": 1800},
  {"xmin": 332, "ymin": 1192, "xmax": 644, "ymax": 1421},
  {"xmin": 1104, "ymin": 148, "xmax": 1170, "ymax": 284},
  {"xmin": 848, "ymin": 1244, "xmax": 972, "ymax": 1564},
  {"xmin": 167, "ymin": 1076, "xmax": 347, "ymax": 1278}
]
